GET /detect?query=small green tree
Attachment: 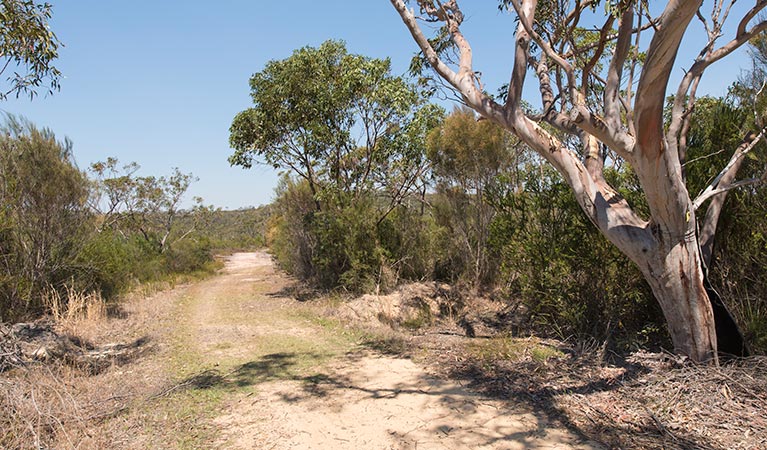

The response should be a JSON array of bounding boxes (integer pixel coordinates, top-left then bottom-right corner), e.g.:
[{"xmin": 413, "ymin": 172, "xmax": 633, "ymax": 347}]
[
  {"xmin": 229, "ymin": 39, "xmax": 442, "ymax": 218},
  {"xmin": 0, "ymin": 0, "xmax": 61, "ymax": 100},
  {"xmin": 231, "ymin": 40, "xmax": 443, "ymax": 291},
  {"xmin": 427, "ymin": 106, "xmax": 519, "ymax": 286}
]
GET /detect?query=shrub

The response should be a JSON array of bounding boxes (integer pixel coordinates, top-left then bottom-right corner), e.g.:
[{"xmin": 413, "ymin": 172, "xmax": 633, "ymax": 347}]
[
  {"xmin": 268, "ymin": 177, "xmax": 442, "ymax": 293},
  {"xmin": 709, "ymin": 186, "xmax": 767, "ymax": 354},
  {"xmin": 163, "ymin": 237, "xmax": 214, "ymax": 274},
  {"xmin": 0, "ymin": 116, "xmax": 93, "ymax": 320},
  {"xmin": 488, "ymin": 167, "xmax": 664, "ymax": 349}
]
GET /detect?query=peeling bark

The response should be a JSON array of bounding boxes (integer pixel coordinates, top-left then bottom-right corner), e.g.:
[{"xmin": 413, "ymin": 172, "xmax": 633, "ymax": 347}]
[{"xmin": 640, "ymin": 231, "xmax": 717, "ymax": 362}]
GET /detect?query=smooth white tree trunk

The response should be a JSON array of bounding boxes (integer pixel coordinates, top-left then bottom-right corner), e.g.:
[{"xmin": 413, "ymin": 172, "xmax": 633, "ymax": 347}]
[
  {"xmin": 640, "ymin": 236, "xmax": 718, "ymax": 362},
  {"xmin": 390, "ymin": 0, "xmax": 766, "ymax": 363}
]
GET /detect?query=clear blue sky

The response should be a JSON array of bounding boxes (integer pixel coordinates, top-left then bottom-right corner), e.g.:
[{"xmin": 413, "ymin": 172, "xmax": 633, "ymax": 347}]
[{"xmin": 2, "ymin": 1, "xmax": 755, "ymax": 209}]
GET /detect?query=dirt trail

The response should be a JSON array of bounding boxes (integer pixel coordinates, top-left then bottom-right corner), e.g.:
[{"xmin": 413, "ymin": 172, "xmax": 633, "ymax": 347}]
[{"xmin": 183, "ymin": 252, "xmax": 598, "ymax": 449}]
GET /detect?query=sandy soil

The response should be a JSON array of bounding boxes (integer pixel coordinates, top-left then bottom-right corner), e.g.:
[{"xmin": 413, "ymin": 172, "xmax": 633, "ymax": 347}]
[
  {"xmin": 215, "ymin": 354, "xmax": 596, "ymax": 450},
  {"xmin": 201, "ymin": 253, "xmax": 599, "ymax": 450}
]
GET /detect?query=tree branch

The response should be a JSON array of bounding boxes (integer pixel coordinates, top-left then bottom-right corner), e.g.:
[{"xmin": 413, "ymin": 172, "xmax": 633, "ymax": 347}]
[
  {"xmin": 604, "ymin": 2, "xmax": 634, "ymax": 135},
  {"xmin": 694, "ymin": 128, "xmax": 767, "ymax": 210},
  {"xmin": 581, "ymin": 15, "xmax": 615, "ymax": 95},
  {"xmin": 635, "ymin": 0, "xmax": 700, "ymax": 161},
  {"xmin": 697, "ymin": 177, "xmax": 764, "ymax": 205},
  {"xmin": 391, "ymin": 0, "xmax": 506, "ymax": 123}
]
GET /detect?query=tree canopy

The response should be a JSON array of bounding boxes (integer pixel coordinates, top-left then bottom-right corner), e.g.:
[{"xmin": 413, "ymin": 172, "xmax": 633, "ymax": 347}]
[{"xmin": 229, "ymin": 40, "xmax": 443, "ymax": 217}]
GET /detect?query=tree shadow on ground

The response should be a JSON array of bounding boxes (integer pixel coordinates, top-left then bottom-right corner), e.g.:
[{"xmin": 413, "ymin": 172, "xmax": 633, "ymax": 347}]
[
  {"xmin": 266, "ymin": 283, "xmax": 321, "ymax": 302},
  {"xmin": 444, "ymin": 355, "xmax": 722, "ymax": 450},
  {"xmin": 171, "ymin": 351, "xmax": 597, "ymax": 448},
  {"xmin": 177, "ymin": 352, "xmax": 323, "ymax": 391}
]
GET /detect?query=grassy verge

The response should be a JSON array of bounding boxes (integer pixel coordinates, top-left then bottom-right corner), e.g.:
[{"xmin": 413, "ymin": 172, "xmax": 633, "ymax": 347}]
[{"xmin": 130, "ymin": 282, "xmax": 365, "ymax": 448}]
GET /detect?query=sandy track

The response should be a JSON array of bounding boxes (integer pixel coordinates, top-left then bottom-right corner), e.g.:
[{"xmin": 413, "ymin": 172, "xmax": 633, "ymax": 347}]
[{"xmin": 186, "ymin": 252, "xmax": 598, "ymax": 449}]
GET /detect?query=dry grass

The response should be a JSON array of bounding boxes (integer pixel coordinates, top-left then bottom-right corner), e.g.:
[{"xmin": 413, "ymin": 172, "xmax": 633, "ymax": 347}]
[
  {"xmin": 43, "ymin": 284, "xmax": 107, "ymax": 337},
  {"xmin": 0, "ymin": 362, "xmax": 134, "ymax": 450},
  {"xmin": 466, "ymin": 335, "xmax": 566, "ymax": 363},
  {"xmin": 0, "ymin": 281, "xmax": 186, "ymax": 449}
]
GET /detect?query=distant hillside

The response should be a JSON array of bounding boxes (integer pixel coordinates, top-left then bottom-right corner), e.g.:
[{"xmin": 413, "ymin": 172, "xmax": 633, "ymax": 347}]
[{"xmin": 177, "ymin": 205, "xmax": 273, "ymax": 250}]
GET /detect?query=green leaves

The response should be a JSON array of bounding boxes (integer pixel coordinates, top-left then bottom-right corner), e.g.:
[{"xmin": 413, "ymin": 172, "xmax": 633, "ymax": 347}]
[
  {"xmin": 0, "ymin": 0, "xmax": 62, "ymax": 100},
  {"xmin": 89, "ymin": 158, "xmax": 198, "ymax": 254},
  {"xmin": 229, "ymin": 39, "xmax": 440, "ymax": 213},
  {"xmin": 0, "ymin": 115, "xmax": 91, "ymax": 316}
]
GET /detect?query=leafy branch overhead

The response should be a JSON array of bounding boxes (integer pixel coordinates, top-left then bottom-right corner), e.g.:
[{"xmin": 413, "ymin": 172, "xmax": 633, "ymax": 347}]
[{"xmin": 0, "ymin": 0, "xmax": 61, "ymax": 100}]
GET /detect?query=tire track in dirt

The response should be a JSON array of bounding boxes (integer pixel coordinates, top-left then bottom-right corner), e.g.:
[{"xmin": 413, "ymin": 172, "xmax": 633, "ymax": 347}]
[{"xmin": 183, "ymin": 252, "xmax": 600, "ymax": 449}]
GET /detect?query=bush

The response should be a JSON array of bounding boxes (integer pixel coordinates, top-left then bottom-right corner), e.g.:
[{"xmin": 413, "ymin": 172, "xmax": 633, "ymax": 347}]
[
  {"xmin": 488, "ymin": 168, "xmax": 664, "ymax": 349},
  {"xmin": 267, "ymin": 177, "xmax": 317, "ymax": 280},
  {"xmin": 163, "ymin": 237, "xmax": 214, "ymax": 274},
  {"xmin": 76, "ymin": 231, "xmax": 144, "ymax": 299},
  {"xmin": 0, "ymin": 116, "xmax": 93, "ymax": 321},
  {"xmin": 709, "ymin": 186, "xmax": 767, "ymax": 354},
  {"xmin": 378, "ymin": 203, "xmax": 445, "ymax": 282},
  {"xmin": 0, "ymin": 117, "xmax": 219, "ymax": 321},
  {"xmin": 268, "ymin": 177, "xmax": 442, "ymax": 293},
  {"xmin": 77, "ymin": 230, "xmax": 215, "ymax": 299}
]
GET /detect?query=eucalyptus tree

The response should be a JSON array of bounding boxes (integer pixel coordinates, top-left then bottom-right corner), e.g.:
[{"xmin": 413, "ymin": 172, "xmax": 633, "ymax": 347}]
[
  {"xmin": 229, "ymin": 40, "xmax": 443, "ymax": 221},
  {"xmin": 89, "ymin": 159, "xmax": 199, "ymax": 254},
  {"xmin": 390, "ymin": 0, "xmax": 767, "ymax": 362},
  {"xmin": 0, "ymin": 0, "xmax": 61, "ymax": 100}
]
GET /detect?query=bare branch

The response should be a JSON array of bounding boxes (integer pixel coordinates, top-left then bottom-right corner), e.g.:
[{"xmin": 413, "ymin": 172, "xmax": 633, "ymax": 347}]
[
  {"xmin": 505, "ymin": 0, "xmax": 534, "ymax": 115},
  {"xmin": 668, "ymin": 0, "xmax": 767, "ymax": 155},
  {"xmin": 694, "ymin": 128, "xmax": 767, "ymax": 210},
  {"xmin": 534, "ymin": 55, "xmax": 577, "ymax": 134},
  {"xmin": 683, "ymin": 147, "xmax": 727, "ymax": 167},
  {"xmin": 697, "ymin": 177, "xmax": 764, "ymax": 205},
  {"xmin": 509, "ymin": 0, "xmax": 577, "ymax": 97},
  {"xmin": 569, "ymin": 103, "xmax": 634, "ymax": 158},
  {"xmin": 554, "ymin": 0, "xmax": 595, "ymax": 42},
  {"xmin": 675, "ymin": 5, "xmax": 767, "ymax": 116},
  {"xmin": 678, "ymin": 75, "xmax": 703, "ymax": 169},
  {"xmin": 737, "ymin": 0, "xmax": 767, "ymax": 37},
  {"xmin": 625, "ymin": 3, "xmax": 645, "ymax": 137},
  {"xmin": 604, "ymin": 2, "xmax": 634, "ymax": 136},
  {"xmin": 635, "ymin": 1, "xmax": 700, "ymax": 162},
  {"xmin": 561, "ymin": 21, "xmax": 656, "ymax": 59},
  {"xmin": 582, "ymin": 15, "xmax": 615, "ymax": 95},
  {"xmin": 390, "ymin": 0, "xmax": 462, "ymax": 92},
  {"xmin": 390, "ymin": 0, "xmax": 505, "ymax": 122}
]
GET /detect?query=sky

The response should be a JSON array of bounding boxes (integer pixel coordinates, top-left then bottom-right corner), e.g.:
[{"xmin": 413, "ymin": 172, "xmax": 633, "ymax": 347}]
[{"xmin": 2, "ymin": 1, "xmax": 759, "ymax": 209}]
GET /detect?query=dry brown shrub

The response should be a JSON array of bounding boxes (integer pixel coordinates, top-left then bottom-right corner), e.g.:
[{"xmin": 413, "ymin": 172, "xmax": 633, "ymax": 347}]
[
  {"xmin": 42, "ymin": 285, "xmax": 107, "ymax": 337},
  {"xmin": 0, "ymin": 362, "xmax": 131, "ymax": 450},
  {"xmin": 0, "ymin": 281, "xmax": 184, "ymax": 449}
]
